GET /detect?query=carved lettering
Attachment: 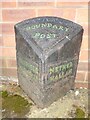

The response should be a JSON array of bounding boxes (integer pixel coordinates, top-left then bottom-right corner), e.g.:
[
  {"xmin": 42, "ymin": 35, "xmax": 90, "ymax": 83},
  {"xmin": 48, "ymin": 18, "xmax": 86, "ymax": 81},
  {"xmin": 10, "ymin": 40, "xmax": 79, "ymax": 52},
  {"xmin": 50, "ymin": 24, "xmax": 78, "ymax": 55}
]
[
  {"xmin": 25, "ymin": 23, "xmax": 69, "ymax": 40},
  {"xmin": 48, "ymin": 61, "xmax": 73, "ymax": 81},
  {"xmin": 26, "ymin": 23, "xmax": 68, "ymax": 31},
  {"xmin": 19, "ymin": 58, "xmax": 39, "ymax": 80},
  {"xmin": 33, "ymin": 33, "xmax": 56, "ymax": 39}
]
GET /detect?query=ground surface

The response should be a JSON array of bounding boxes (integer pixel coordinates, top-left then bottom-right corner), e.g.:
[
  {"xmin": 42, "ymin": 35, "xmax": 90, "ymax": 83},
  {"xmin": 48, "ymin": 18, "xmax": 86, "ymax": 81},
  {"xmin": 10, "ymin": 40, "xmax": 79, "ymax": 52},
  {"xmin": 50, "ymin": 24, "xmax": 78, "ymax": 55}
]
[{"xmin": 0, "ymin": 80, "xmax": 88, "ymax": 118}]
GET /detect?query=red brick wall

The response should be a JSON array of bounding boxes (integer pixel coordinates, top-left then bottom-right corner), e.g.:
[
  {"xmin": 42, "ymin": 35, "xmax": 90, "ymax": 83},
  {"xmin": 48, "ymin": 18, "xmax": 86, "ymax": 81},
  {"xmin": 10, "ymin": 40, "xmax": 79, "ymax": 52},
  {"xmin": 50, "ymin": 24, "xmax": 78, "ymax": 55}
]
[{"xmin": 0, "ymin": 1, "xmax": 89, "ymax": 88}]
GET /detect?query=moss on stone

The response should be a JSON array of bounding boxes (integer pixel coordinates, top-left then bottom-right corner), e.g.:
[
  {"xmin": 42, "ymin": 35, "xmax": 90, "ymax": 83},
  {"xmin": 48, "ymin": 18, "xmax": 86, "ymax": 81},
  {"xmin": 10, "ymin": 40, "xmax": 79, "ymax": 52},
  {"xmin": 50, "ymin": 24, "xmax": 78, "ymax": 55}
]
[
  {"xmin": 75, "ymin": 107, "xmax": 85, "ymax": 118},
  {"xmin": 2, "ymin": 90, "xmax": 32, "ymax": 117},
  {"xmin": 1, "ymin": 90, "xmax": 8, "ymax": 98}
]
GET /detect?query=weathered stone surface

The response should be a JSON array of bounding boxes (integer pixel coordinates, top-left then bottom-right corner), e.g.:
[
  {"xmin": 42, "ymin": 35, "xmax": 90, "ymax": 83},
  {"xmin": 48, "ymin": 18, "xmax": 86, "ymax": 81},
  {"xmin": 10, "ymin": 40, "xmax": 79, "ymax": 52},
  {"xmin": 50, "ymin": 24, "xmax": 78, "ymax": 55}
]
[{"xmin": 15, "ymin": 17, "xmax": 83, "ymax": 108}]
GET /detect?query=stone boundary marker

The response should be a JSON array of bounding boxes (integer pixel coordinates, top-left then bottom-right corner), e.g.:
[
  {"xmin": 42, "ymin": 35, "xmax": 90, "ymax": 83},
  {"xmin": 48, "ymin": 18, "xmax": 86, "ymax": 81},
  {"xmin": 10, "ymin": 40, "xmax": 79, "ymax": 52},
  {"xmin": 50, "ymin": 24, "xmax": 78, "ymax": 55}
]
[{"xmin": 15, "ymin": 16, "xmax": 83, "ymax": 108}]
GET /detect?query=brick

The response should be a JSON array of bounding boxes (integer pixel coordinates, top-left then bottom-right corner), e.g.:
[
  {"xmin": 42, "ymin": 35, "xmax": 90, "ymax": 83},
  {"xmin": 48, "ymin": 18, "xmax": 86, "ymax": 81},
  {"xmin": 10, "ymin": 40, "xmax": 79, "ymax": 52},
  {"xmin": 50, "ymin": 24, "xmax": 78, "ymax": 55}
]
[
  {"xmin": 0, "ymin": 58, "xmax": 7, "ymax": 68},
  {"xmin": 62, "ymin": 8, "xmax": 76, "ymax": 21},
  {"xmin": 2, "ymin": 9, "xmax": 36, "ymax": 22},
  {"xmin": 76, "ymin": 72, "xmax": 85, "ymax": 81},
  {"xmin": 3, "ymin": 35, "xmax": 15, "ymax": 47},
  {"xmin": 18, "ymin": 2, "xmax": 55, "ymax": 7},
  {"xmin": 56, "ymin": 2, "xmax": 88, "ymax": 7},
  {"xmin": 2, "ymin": 2, "xmax": 16, "ymax": 8},
  {"xmin": 0, "ymin": 23, "xmax": 2, "ymax": 35},
  {"xmin": 81, "ymin": 23, "xmax": 88, "ymax": 36},
  {"xmin": 76, "ymin": 8, "xmax": 88, "ymax": 23},
  {"xmin": 77, "ymin": 62, "xmax": 88, "ymax": 71},
  {"xmin": 0, "ymin": 36, "xmax": 3, "ymax": 46},
  {"xmin": 0, "ymin": 59, "xmax": 2, "ymax": 68},
  {"xmin": 38, "ymin": 9, "xmax": 63, "ymax": 17},
  {"xmin": 81, "ymin": 36, "xmax": 88, "ymax": 50},
  {"xmin": 2, "ymin": 48, "xmax": 16, "ymax": 58},
  {"xmin": 86, "ymin": 72, "xmax": 90, "ymax": 81},
  {"xmin": 7, "ymin": 59, "xmax": 17, "ymax": 68},
  {"xmin": 75, "ymin": 82, "xmax": 88, "ymax": 88},
  {"xmin": 0, "ymin": 10, "xmax": 2, "ymax": 22},
  {"xmin": 2, "ymin": 68, "xmax": 17, "ymax": 77},
  {"xmin": 88, "ymin": 24, "xmax": 90, "ymax": 41},
  {"xmin": 0, "ymin": 2, "xmax": 2, "ymax": 8},
  {"xmin": 88, "ymin": 25, "xmax": 90, "ymax": 38},
  {"xmin": 0, "ymin": 48, "xmax": 2, "ymax": 57},
  {"xmin": 0, "ymin": 68, "xmax": 2, "ymax": 76},
  {"xmin": 0, "ymin": 58, "xmax": 17, "ymax": 68},
  {"xmin": 2, "ymin": 23, "xmax": 15, "ymax": 35},
  {"xmin": 79, "ymin": 50, "xmax": 88, "ymax": 61},
  {"xmin": 38, "ymin": 8, "xmax": 76, "ymax": 20},
  {"xmin": 89, "ymin": 35, "xmax": 90, "ymax": 48}
]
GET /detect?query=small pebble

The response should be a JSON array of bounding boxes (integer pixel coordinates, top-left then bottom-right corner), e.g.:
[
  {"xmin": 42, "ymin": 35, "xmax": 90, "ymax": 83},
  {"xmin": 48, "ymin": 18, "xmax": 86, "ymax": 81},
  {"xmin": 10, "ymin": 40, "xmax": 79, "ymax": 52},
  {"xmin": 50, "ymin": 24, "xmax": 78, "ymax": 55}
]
[
  {"xmin": 70, "ymin": 90, "xmax": 73, "ymax": 93},
  {"xmin": 75, "ymin": 90, "xmax": 79, "ymax": 96},
  {"xmin": 2, "ymin": 109, "xmax": 5, "ymax": 112}
]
